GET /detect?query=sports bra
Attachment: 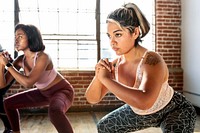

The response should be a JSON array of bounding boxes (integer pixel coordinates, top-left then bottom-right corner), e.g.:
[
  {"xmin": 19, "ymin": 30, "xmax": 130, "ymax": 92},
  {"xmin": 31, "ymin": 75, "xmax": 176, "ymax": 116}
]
[
  {"xmin": 115, "ymin": 51, "xmax": 174, "ymax": 115},
  {"xmin": 22, "ymin": 52, "xmax": 57, "ymax": 89}
]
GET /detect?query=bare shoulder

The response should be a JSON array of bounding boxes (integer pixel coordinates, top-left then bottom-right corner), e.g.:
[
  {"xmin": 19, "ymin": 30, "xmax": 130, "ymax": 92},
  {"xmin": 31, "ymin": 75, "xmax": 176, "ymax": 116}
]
[
  {"xmin": 143, "ymin": 51, "xmax": 167, "ymax": 79},
  {"xmin": 37, "ymin": 51, "xmax": 51, "ymax": 60},
  {"xmin": 144, "ymin": 51, "xmax": 164, "ymax": 66}
]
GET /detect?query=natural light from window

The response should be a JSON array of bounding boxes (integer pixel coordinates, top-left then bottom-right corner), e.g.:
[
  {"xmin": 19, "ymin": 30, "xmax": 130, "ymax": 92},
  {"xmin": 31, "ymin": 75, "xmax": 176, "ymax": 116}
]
[{"xmin": 0, "ymin": 0, "xmax": 154, "ymax": 70}]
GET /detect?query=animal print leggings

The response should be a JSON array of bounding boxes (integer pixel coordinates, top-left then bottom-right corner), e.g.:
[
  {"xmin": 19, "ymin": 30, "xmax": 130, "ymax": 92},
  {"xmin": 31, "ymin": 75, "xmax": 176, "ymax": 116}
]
[{"xmin": 97, "ymin": 91, "xmax": 197, "ymax": 133}]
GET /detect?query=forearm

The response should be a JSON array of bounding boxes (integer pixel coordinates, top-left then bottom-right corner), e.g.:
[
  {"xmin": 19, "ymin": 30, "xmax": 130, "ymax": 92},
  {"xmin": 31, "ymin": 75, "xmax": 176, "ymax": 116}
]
[
  {"xmin": 100, "ymin": 77, "xmax": 150, "ymax": 109},
  {"xmin": 7, "ymin": 66, "xmax": 32, "ymax": 88},
  {"xmin": 0, "ymin": 65, "xmax": 6, "ymax": 88},
  {"xmin": 85, "ymin": 76, "xmax": 108, "ymax": 104}
]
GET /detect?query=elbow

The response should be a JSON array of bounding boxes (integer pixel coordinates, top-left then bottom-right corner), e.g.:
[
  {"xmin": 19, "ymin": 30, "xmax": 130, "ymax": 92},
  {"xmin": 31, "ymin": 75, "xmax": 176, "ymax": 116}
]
[
  {"xmin": 0, "ymin": 84, "xmax": 6, "ymax": 89},
  {"xmin": 23, "ymin": 83, "xmax": 34, "ymax": 88},
  {"xmin": 0, "ymin": 82, "xmax": 7, "ymax": 89},
  {"xmin": 129, "ymin": 103, "xmax": 151, "ymax": 110},
  {"xmin": 85, "ymin": 94, "xmax": 101, "ymax": 104},
  {"xmin": 21, "ymin": 81, "xmax": 35, "ymax": 88},
  {"xmin": 138, "ymin": 103, "xmax": 153, "ymax": 110},
  {"xmin": 134, "ymin": 100, "xmax": 154, "ymax": 110},
  {"xmin": 128, "ymin": 96, "xmax": 154, "ymax": 110},
  {"xmin": 86, "ymin": 98, "xmax": 100, "ymax": 104},
  {"xmin": 20, "ymin": 77, "xmax": 37, "ymax": 88}
]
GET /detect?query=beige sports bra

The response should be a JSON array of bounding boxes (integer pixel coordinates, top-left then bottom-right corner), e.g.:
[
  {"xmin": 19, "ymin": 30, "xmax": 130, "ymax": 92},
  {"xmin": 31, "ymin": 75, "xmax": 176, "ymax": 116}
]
[{"xmin": 115, "ymin": 51, "xmax": 174, "ymax": 115}]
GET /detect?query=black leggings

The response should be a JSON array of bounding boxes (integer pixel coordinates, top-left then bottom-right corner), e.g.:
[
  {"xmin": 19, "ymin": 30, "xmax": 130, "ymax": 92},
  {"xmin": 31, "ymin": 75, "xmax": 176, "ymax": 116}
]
[
  {"xmin": 97, "ymin": 91, "xmax": 197, "ymax": 133},
  {"xmin": 0, "ymin": 96, "xmax": 11, "ymax": 130},
  {"xmin": 0, "ymin": 79, "xmax": 15, "ymax": 130}
]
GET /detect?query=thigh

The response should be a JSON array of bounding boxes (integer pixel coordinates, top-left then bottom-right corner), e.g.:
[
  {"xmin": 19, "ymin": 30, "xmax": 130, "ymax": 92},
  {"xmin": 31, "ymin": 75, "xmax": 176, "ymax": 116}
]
[
  {"xmin": 4, "ymin": 88, "xmax": 49, "ymax": 109},
  {"xmin": 97, "ymin": 104, "xmax": 160, "ymax": 133},
  {"xmin": 160, "ymin": 94, "xmax": 197, "ymax": 133},
  {"xmin": 161, "ymin": 107, "xmax": 196, "ymax": 133},
  {"xmin": 49, "ymin": 91, "xmax": 73, "ymax": 112}
]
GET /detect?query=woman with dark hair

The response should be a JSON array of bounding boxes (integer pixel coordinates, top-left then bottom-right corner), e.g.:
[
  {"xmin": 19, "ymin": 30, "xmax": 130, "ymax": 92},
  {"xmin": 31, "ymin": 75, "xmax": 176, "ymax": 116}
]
[
  {"xmin": 85, "ymin": 3, "xmax": 197, "ymax": 133},
  {"xmin": 0, "ymin": 24, "xmax": 74, "ymax": 133}
]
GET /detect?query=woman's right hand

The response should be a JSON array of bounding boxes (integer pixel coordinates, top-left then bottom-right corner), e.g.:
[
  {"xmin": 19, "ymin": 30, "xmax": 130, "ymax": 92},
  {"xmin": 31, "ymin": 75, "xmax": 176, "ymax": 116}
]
[
  {"xmin": 95, "ymin": 58, "xmax": 113, "ymax": 81},
  {"xmin": 95, "ymin": 58, "xmax": 112, "ymax": 74},
  {"xmin": 0, "ymin": 51, "xmax": 13, "ymax": 66},
  {"xmin": 3, "ymin": 51, "xmax": 13, "ymax": 62}
]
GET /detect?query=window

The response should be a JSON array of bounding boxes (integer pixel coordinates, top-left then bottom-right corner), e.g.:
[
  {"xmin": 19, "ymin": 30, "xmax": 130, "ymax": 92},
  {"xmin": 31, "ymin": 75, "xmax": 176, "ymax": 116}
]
[
  {"xmin": 0, "ymin": 0, "xmax": 15, "ymax": 55},
  {"xmin": 17, "ymin": 0, "xmax": 97, "ymax": 70},
  {"xmin": 0, "ymin": 0, "xmax": 154, "ymax": 70}
]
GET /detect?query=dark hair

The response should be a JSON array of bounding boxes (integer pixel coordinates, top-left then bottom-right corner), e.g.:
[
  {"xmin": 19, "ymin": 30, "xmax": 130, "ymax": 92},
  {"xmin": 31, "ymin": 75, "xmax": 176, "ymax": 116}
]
[
  {"xmin": 107, "ymin": 3, "xmax": 150, "ymax": 47},
  {"xmin": 15, "ymin": 24, "xmax": 45, "ymax": 52}
]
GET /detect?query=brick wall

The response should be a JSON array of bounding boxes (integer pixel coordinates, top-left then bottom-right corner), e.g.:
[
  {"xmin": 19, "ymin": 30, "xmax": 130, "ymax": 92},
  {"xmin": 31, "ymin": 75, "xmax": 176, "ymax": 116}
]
[
  {"xmin": 60, "ymin": 71, "xmax": 124, "ymax": 112},
  {"xmin": 156, "ymin": 0, "xmax": 182, "ymax": 91},
  {"xmin": 4, "ymin": 0, "xmax": 182, "ymax": 112}
]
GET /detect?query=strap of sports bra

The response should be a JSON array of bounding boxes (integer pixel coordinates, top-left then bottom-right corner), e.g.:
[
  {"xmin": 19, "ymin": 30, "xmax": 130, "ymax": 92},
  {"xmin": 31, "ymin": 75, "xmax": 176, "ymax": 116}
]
[
  {"xmin": 142, "ymin": 50, "xmax": 148, "ymax": 59},
  {"xmin": 22, "ymin": 52, "xmax": 38, "ymax": 69},
  {"xmin": 135, "ymin": 50, "xmax": 149, "ymax": 87},
  {"xmin": 22, "ymin": 55, "xmax": 25, "ymax": 70},
  {"xmin": 115, "ymin": 50, "xmax": 149, "ymax": 83},
  {"xmin": 33, "ymin": 52, "xmax": 38, "ymax": 66},
  {"xmin": 114, "ymin": 57, "xmax": 121, "ymax": 82}
]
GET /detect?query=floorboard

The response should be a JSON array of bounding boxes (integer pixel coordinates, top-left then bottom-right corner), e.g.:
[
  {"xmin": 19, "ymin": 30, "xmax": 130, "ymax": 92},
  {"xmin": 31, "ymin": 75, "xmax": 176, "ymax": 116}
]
[{"xmin": 0, "ymin": 112, "xmax": 199, "ymax": 133}]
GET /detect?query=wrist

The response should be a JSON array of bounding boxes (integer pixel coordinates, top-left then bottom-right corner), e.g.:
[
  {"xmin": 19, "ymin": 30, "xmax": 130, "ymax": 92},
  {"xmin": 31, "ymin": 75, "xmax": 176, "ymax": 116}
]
[
  {"xmin": 99, "ymin": 76, "xmax": 110, "ymax": 84},
  {"xmin": 5, "ymin": 62, "xmax": 13, "ymax": 70}
]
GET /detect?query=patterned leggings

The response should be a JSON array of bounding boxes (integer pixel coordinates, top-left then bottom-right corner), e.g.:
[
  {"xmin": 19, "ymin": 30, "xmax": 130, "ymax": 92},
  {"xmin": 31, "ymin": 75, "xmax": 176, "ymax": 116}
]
[{"xmin": 97, "ymin": 91, "xmax": 197, "ymax": 133}]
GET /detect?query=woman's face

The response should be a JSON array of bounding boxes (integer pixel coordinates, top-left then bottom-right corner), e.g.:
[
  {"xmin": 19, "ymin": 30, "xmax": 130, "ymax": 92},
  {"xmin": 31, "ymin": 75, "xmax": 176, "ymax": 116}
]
[
  {"xmin": 15, "ymin": 29, "xmax": 29, "ymax": 51},
  {"xmin": 106, "ymin": 22, "xmax": 136, "ymax": 56}
]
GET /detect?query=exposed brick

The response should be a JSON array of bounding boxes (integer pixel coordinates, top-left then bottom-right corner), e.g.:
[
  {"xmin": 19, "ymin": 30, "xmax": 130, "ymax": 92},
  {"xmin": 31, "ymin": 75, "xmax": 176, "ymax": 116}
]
[{"xmin": 4, "ymin": 0, "xmax": 182, "ymax": 112}]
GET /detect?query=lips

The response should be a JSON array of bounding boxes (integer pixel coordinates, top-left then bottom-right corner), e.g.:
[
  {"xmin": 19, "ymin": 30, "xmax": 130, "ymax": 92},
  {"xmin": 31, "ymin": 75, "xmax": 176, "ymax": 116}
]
[
  {"xmin": 15, "ymin": 44, "xmax": 20, "ymax": 49},
  {"xmin": 112, "ymin": 47, "xmax": 119, "ymax": 51}
]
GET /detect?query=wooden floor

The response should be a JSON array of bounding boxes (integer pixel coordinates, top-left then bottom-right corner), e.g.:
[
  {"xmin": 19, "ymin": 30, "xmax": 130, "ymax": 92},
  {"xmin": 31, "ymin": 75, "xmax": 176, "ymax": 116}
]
[{"xmin": 0, "ymin": 112, "xmax": 200, "ymax": 133}]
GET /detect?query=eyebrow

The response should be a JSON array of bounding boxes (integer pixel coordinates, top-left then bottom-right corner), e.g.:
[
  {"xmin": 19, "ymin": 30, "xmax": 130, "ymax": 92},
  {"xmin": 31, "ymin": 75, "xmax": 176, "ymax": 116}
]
[
  {"xmin": 107, "ymin": 29, "xmax": 123, "ymax": 35},
  {"xmin": 113, "ymin": 29, "xmax": 122, "ymax": 33},
  {"xmin": 15, "ymin": 33, "xmax": 25, "ymax": 36}
]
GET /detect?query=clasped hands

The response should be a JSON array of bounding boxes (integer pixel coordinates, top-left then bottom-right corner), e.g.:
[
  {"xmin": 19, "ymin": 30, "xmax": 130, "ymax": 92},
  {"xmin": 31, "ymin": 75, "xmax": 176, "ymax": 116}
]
[
  {"xmin": 95, "ymin": 58, "xmax": 114, "ymax": 82},
  {"xmin": 0, "ymin": 51, "xmax": 12, "ymax": 66}
]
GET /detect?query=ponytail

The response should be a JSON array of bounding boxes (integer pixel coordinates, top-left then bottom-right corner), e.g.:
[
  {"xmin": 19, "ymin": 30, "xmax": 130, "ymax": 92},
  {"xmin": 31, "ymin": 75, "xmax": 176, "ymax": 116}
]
[
  {"xmin": 124, "ymin": 3, "xmax": 150, "ymax": 38},
  {"xmin": 107, "ymin": 3, "xmax": 150, "ymax": 46}
]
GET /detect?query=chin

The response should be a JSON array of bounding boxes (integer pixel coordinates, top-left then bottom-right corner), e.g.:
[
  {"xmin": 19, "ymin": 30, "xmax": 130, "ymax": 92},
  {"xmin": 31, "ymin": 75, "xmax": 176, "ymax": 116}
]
[
  {"xmin": 116, "ymin": 52, "xmax": 122, "ymax": 56},
  {"xmin": 15, "ymin": 48, "xmax": 20, "ymax": 51}
]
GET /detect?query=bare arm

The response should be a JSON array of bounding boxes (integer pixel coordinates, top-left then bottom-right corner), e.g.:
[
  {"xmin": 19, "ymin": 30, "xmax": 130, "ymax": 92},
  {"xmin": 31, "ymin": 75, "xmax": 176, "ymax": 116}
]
[
  {"xmin": 0, "ymin": 63, "xmax": 6, "ymax": 88},
  {"xmin": 96, "ymin": 52, "xmax": 167, "ymax": 110},
  {"xmin": 85, "ymin": 76, "xmax": 109, "ymax": 104},
  {"xmin": 0, "ymin": 54, "xmax": 20, "ymax": 88},
  {"xmin": 2, "ymin": 52, "xmax": 50, "ymax": 88},
  {"xmin": 85, "ymin": 58, "xmax": 116, "ymax": 104}
]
